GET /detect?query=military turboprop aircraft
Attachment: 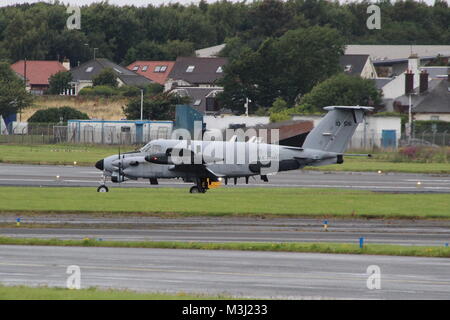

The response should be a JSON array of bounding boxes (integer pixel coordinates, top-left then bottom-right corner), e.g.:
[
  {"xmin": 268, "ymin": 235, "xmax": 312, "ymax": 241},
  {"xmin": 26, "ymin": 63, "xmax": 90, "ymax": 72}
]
[{"xmin": 94, "ymin": 106, "xmax": 372, "ymax": 193}]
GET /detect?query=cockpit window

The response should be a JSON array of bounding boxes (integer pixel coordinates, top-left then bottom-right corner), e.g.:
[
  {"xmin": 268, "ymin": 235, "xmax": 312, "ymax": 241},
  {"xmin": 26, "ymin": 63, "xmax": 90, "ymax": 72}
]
[{"xmin": 141, "ymin": 143, "xmax": 162, "ymax": 154}]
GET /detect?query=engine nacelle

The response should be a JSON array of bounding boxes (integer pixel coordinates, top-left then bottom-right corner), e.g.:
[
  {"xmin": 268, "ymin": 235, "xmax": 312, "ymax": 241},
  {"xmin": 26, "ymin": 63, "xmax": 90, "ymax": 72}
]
[
  {"xmin": 145, "ymin": 153, "xmax": 173, "ymax": 165},
  {"xmin": 111, "ymin": 172, "xmax": 127, "ymax": 183}
]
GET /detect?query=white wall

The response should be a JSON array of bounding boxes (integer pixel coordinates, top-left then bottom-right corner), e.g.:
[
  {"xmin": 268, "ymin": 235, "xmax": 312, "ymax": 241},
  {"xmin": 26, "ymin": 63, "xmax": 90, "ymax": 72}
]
[
  {"xmin": 292, "ymin": 115, "xmax": 401, "ymax": 149},
  {"xmin": 67, "ymin": 121, "xmax": 173, "ymax": 144}
]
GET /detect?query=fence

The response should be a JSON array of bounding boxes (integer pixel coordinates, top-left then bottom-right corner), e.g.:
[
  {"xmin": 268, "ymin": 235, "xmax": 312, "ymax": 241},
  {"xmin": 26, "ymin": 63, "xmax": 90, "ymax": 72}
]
[
  {"xmin": 0, "ymin": 122, "xmax": 172, "ymax": 145},
  {"xmin": 0, "ymin": 123, "xmax": 68, "ymax": 144},
  {"xmin": 399, "ymin": 130, "xmax": 450, "ymax": 147}
]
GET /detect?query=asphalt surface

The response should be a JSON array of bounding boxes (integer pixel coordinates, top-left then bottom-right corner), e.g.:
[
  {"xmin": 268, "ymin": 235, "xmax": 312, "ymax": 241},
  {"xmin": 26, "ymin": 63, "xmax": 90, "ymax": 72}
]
[
  {"xmin": 1, "ymin": 245, "xmax": 450, "ymax": 299},
  {"xmin": 2, "ymin": 215, "xmax": 450, "ymax": 246},
  {"xmin": 0, "ymin": 163, "xmax": 450, "ymax": 192}
]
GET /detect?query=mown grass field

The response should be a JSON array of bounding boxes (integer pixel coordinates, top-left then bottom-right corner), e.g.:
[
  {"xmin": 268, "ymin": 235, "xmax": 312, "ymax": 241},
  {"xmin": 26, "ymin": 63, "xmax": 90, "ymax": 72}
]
[
  {"xmin": 1, "ymin": 187, "xmax": 449, "ymax": 219},
  {"xmin": 0, "ymin": 144, "xmax": 448, "ymax": 173},
  {"xmin": 0, "ymin": 284, "xmax": 229, "ymax": 300},
  {"xmin": 0, "ymin": 144, "xmax": 136, "ymax": 166},
  {"xmin": 1, "ymin": 237, "xmax": 450, "ymax": 258},
  {"xmin": 310, "ymin": 157, "xmax": 450, "ymax": 174}
]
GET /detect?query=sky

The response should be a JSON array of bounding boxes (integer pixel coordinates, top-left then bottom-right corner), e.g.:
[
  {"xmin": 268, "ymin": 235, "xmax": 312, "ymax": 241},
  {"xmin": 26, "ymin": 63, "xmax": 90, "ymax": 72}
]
[{"xmin": 0, "ymin": 0, "xmax": 446, "ymax": 7}]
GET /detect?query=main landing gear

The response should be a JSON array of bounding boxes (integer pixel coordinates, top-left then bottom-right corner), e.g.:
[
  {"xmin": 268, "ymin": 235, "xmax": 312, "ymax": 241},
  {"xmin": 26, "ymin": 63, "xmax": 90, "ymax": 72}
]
[{"xmin": 190, "ymin": 178, "xmax": 209, "ymax": 194}]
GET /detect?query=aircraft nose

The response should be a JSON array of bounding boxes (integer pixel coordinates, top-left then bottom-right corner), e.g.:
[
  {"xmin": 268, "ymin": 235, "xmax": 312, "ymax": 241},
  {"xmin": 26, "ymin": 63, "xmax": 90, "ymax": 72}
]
[{"xmin": 95, "ymin": 159, "xmax": 104, "ymax": 171}]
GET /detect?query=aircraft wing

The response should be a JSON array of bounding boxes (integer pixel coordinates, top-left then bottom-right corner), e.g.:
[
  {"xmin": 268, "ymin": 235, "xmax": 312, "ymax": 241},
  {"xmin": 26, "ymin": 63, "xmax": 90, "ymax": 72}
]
[{"xmin": 169, "ymin": 163, "xmax": 224, "ymax": 180}]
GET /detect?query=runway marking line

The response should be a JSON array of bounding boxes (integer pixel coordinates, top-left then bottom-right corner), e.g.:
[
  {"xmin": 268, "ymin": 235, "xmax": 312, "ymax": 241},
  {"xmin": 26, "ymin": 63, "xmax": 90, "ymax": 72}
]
[{"xmin": 1, "ymin": 261, "xmax": 450, "ymax": 287}]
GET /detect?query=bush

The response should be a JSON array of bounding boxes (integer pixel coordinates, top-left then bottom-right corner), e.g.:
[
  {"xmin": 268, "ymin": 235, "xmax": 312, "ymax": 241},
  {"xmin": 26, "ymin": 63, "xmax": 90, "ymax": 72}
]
[
  {"xmin": 28, "ymin": 106, "xmax": 89, "ymax": 123},
  {"xmin": 79, "ymin": 85, "xmax": 117, "ymax": 97}
]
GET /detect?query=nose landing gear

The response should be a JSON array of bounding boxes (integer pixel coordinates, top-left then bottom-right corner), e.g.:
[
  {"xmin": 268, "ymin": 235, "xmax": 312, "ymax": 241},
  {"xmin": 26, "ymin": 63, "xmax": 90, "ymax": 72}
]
[
  {"xmin": 97, "ymin": 185, "xmax": 109, "ymax": 192},
  {"xmin": 97, "ymin": 174, "xmax": 109, "ymax": 192}
]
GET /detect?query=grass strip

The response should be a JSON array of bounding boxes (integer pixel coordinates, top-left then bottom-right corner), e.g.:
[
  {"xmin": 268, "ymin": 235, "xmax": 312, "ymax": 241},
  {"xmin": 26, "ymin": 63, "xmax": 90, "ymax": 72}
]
[
  {"xmin": 1, "ymin": 237, "xmax": 450, "ymax": 258},
  {"xmin": 0, "ymin": 145, "xmax": 449, "ymax": 173},
  {"xmin": 1, "ymin": 187, "xmax": 450, "ymax": 219},
  {"xmin": 0, "ymin": 284, "xmax": 232, "ymax": 300}
]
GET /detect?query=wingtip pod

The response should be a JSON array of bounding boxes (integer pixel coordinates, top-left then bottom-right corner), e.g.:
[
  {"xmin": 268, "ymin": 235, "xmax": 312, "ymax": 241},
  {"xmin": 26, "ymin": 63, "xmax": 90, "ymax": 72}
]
[{"xmin": 323, "ymin": 106, "xmax": 374, "ymax": 112}]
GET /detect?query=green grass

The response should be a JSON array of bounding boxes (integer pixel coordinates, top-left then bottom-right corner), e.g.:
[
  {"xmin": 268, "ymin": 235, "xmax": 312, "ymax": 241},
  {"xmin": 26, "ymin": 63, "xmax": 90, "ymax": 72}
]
[
  {"xmin": 0, "ymin": 144, "xmax": 448, "ymax": 173},
  {"xmin": 0, "ymin": 284, "xmax": 231, "ymax": 300},
  {"xmin": 0, "ymin": 144, "xmax": 135, "ymax": 166},
  {"xmin": 1, "ymin": 187, "xmax": 450, "ymax": 219},
  {"xmin": 311, "ymin": 157, "xmax": 450, "ymax": 174},
  {"xmin": 1, "ymin": 237, "xmax": 450, "ymax": 258}
]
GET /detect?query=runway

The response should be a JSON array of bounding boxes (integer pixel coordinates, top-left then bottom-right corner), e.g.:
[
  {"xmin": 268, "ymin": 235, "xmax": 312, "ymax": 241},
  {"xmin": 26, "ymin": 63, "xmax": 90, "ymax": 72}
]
[
  {"xmin": 1, "ymin": 245, "xmax": 450, "ymax": 299},
  {"xmin": 1, "ymin": 163, "xmax": 449, "ymax": 192},
  {"xmin": 2, "ymin": 215, "xmax": 450, "ymax": 246}
]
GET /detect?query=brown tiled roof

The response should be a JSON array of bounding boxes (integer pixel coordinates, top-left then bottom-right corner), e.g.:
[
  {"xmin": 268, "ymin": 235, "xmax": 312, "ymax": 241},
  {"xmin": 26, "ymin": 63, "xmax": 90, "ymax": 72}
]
[
  {"xmin": 10, "ymin": 60, "xmax": 68, "ymax": 86},
  {"xmin": 127, "ymin": 61, "xmax": 175, "ymax": 85}
]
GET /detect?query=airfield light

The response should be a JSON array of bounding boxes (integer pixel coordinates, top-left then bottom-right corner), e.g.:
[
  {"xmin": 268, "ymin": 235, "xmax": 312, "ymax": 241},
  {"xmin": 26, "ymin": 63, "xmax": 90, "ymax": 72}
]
[
  {"xmin": 377, "ymin": 170, "xmax": 382, "ymax": 174},
  {"xmin": 417, "ymin": 181, "xmax": 422, "ymax": 187},
  {"xmin": 56, "ymin": 175, "xmax": 60, "ymax": 180},
  {"xmin": 74, "ymin": 161, "xmax": 77, "ymax": 165}
]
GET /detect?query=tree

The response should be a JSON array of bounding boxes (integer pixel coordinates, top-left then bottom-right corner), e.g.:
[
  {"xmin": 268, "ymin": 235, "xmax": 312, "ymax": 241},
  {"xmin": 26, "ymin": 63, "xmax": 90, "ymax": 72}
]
[
  {"xmin": 92, "ymin": 68, "xmax": 117, "ymax": 87},
  {"xmin": 298, "ymin": 73, "xmax": 382, "ymax": 113},
  {"xmin": 0, "ymin": 62, "xmax": 33, "ymax": 118},
  {"xmin": 28, "ymin": 106, "xmax": 89, "ymax": 123},
  {"xmin": 48, "ymin": 71, "xmax": 72, "ymax": 95},
  {"xmin": 122, "ymin": 92, "xmax": 190, "ymax": 121},
  {"xmin": 219, "ymin": 26, "xmax": 345, "ymax": 113}
]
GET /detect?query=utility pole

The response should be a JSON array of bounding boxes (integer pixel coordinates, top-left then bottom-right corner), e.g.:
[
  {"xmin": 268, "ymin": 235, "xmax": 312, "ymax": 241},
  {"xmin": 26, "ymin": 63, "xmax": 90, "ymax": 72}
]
[
  {"xmin": 140, "ymin": 89, "xmax": 144, "ymax": 121},
  {"xmin": 93, "ymin": 48, "xmax": 98, "ymax": 60}
]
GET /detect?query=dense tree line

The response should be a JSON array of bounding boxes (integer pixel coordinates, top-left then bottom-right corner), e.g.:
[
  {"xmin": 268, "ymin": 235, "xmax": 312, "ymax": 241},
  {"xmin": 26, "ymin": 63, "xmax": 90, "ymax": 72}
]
[{"xmin": 0, "ymin": 0, "xmax": 448, "ymax": 66}]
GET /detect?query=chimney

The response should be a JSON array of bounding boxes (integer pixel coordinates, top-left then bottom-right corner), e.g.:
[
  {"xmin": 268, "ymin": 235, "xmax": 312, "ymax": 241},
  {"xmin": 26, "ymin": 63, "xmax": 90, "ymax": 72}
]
[
  {"xmin": 62, "ymin": 58, "xmax": 70, "ymax": 70},
  {"xmin": 419, "ymin": 70, "xmax": 428, "ymax": 93},
  {"xmin": 405, "ymin": 70, "xmax": 414, "ymax": 95},
  {"xmin": 408, "ymin": 53, "xmax": 420, "ymax": 75}
]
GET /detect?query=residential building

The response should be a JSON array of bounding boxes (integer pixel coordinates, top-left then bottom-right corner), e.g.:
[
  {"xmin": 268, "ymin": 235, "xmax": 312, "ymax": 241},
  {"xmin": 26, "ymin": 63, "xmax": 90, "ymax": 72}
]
[
  {"xmin": 10, "ymin": 60, "xmax": 69, "ymax": 95},
  {"xmin": 70, "ymin": 58, "xmax": 152, "ymax": 95},
  {"xmin": 165, "ymin": 56, "xmax": 228, "ymax": 91},
  {"xmin": 171, "ymin": 87, "xmax": 223, "ymax": 114},
  {"xmin": 339, "ymin": 54, "xmax": 378, "ymax": 79},
  {"xmin": 394, "ymin": 75, "xmax": 450, "ymax": 122},
  {"xmin": 126, "ymin": 61, "xmax": 175, "ymax": 85}
]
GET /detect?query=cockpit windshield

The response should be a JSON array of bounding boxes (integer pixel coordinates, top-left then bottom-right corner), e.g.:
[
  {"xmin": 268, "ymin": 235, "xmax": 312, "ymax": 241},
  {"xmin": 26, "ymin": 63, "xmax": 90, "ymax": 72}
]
[{"xmin": 140, "ymin": 142, "xmax": 162, "ymax": 154}]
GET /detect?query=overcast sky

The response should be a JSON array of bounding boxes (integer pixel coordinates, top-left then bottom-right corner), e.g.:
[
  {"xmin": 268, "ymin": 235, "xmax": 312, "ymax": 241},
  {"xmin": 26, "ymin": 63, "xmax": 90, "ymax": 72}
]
[{"xmin": 0, "ymin": 0, "xmax": 445, "ymax": 7}]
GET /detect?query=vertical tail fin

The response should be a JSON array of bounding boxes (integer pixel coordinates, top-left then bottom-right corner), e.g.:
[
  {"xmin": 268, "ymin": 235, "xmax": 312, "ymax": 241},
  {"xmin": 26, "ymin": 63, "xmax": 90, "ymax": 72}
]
[{"xmin": 302, "ymin": 106, "xmax": 373, "ymax": 153}]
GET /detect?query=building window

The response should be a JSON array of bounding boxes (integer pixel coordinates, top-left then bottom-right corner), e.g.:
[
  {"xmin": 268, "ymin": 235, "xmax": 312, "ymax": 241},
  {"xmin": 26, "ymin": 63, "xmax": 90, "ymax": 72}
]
[
  {"xmin": 132, "ymin": 66, "xmax": 139, "ymax": 71},
  {"xmin": 186, "ymin": 65, "xmax": 195, "ymax": 73},
  {"xmin": 431, "ymin": 116, "xmax": 440, "ymax": 121},
  {"xmin": 193, "ymin": 99, "xmax": 201, "ymax": 106},
  {"xmin": 206, "ymin": 97, "xmax": 218, "ymax": 111},
  {"xmin": 154, "ymin": 66, "xmax": 161, "ymax": 72},
  {"xmin": 142, "ymin": 65, "xmax": 148, "ymax": 71},
  {"xmin": 216, "ymin": 66, "xmax": 223, "ymax": 73},
  {"xmin": 344, "ymin": 65, "xmax": 352, "ymax": 72},
  {"xmin": 160, "ymin": 65, "xmax": 167, "ymax": 72},
  {"xmin": 86, "ymin": 67, "xmax": 93, "ymax": 73}
]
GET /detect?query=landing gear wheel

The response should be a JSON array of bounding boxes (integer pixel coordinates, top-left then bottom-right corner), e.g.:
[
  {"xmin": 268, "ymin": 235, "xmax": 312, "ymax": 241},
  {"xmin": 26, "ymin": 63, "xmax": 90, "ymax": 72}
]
[
  {"xmin": 97, "ymin": 185, "xmax": 109, "ymax": 193},
  {"xmin": 190, "ymin": 186, "xmax": 201, "ymax": 193}
]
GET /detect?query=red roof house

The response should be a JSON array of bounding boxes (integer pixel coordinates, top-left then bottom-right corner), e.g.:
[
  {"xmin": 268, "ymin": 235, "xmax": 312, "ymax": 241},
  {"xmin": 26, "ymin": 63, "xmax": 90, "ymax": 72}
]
[
  {"xmin": 10, "ymin": 60, "xmax": 69, "ymax": 95},
  {"xmin": 126, "ymin": 61, "xmax": 175, "ymax": 85}
]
